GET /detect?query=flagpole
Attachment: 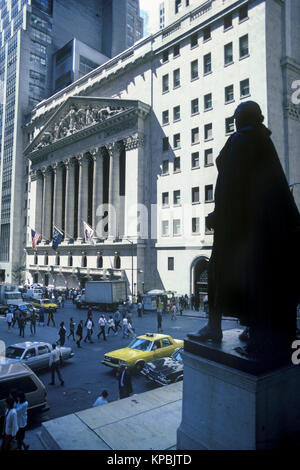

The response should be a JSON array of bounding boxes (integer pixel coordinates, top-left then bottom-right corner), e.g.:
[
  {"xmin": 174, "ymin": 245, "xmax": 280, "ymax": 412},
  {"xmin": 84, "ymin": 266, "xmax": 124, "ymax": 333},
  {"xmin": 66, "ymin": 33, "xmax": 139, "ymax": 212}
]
[{"xmin": 53, "ymin": 224, "xmax": 73, "ymax": 241}]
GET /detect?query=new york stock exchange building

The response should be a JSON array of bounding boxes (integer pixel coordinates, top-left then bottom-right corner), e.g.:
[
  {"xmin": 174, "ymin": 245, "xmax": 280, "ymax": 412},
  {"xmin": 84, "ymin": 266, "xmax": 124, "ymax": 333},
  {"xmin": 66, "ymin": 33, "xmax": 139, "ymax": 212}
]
[{"xmin": 24, "ymin": 0, "xmax": 300, "ymax": 298}]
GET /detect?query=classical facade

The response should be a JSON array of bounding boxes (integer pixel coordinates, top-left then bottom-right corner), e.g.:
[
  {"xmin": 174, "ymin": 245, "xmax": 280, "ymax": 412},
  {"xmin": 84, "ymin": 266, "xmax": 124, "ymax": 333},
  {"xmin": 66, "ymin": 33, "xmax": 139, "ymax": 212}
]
[{"xmin": 25, "ymin": 0, "xmax": 300, "ymax": 298}]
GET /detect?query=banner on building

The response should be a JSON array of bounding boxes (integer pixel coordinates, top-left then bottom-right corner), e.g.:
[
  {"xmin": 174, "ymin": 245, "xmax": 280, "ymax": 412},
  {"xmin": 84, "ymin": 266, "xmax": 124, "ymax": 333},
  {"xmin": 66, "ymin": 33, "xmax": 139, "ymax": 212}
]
[{"xmin": 52, "ymin": 226, "xmax": 63, "ymax": 250}]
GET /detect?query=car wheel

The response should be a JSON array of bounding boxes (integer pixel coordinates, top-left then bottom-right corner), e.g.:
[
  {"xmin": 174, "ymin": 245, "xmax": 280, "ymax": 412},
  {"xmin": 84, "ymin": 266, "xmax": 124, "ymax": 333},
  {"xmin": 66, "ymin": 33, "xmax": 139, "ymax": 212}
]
[
  {"xmin": 134, "ymin": 361, "xmax": 145, "ymax": 374},
  {"xmin": 175, "ymin": 375, "xmax": 183, "ymax": 383}
]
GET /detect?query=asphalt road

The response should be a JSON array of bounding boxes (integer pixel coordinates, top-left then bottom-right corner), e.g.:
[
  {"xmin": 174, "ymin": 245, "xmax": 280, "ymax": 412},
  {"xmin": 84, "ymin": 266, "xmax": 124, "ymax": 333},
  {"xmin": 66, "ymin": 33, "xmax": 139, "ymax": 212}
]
[{"xmin": 0, "ymin": 300, "xmax": 241, "ymax": 430}]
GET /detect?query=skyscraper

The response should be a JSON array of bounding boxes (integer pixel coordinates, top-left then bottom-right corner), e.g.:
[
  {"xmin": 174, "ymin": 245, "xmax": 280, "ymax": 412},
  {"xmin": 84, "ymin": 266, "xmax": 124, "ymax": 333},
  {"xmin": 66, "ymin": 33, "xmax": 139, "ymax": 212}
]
[{"xmin": 0, "ymin": 0, "xmax": 143, "ymax": 283}]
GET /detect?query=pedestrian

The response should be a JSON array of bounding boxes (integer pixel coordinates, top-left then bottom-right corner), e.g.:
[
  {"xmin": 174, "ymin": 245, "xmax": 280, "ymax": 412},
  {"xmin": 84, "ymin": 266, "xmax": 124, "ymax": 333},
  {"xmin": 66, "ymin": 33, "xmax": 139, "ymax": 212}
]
[
  {"xmin": 76, "ymin": 320, "xmax": 83, "ymax": 348},
  {"xmin": 117, "ymin": 365, "xmax": 133, "ymax": 399},
  {"xmin": 157, "ymin": 307, "xmax": 163, "ymax": 333},
  {"xmin": 11, "ymin": 307, "xmax": 18, "ymax": 328},
  {"xmin": 47, "ymin": 310, "xmax": 56, "ymax": 327},
  {"xmin": 107, "ymin": 315, "xmax": 116, "ymax": 335},
  {"xmin": 61, "ymin": 294, "xmax": 65, "ymax": 308},
  {"xmin": 38, "ymin": 307, "xmax": 45, "ymax": 327},
  {"xmin": 93, "ymin": 390, "xmax": 109, "ymax": 407},
  {"xmin": 6, "ymin": 310, "xmax": 13, "ymax": 332},
  {"xmin": 49, "ymin": 343, "xmax": 64, "ymax": 386},
  {"xmin": 15, "ymin": 392, "xmax": 29, "ymax": 450},
  {"xmin": 29, "ymin": 310, "xmax": 36, "ymax": 336},
  {"xmin": 137, "ymin": 301, "xmax": 142, "ymax": 318},
  {"xmin": 97, "ymin": 315, "xmax": 107, "ymax": 341},
  {"xmin": 1, "ymin": 397, "xmax": 18, "ymax": 450},
  {"xmin": 18, "ymin": 311, "xmax": 26, "ymax": 338},
  {"xmin": 171, "ymin": 303, "xmax": 177, "ymax": 320},
  {"xmin": 84, "ymin": 317, "xmax": 94, "ymax": 343},
  {"xmin": 127, "ymin": 320, "xmax": 136, "ymax": 338},
  {"xmin": 57, "ymin": 295, "xmax": 62, "ymax": 308},
  {"xmin": 67, "ymin": 317, "xmax": 76, "ymax": 341},
  {"xmin": 58, "ymin": 321, "xmax": 66, "ymax": 346},
  {"xmin": 113, "ymin": 309, "xmax": 122, "ymax": 333},
  {"xmin": 122, "ymin": 316, "xmax": 129, "ymax": 338}
]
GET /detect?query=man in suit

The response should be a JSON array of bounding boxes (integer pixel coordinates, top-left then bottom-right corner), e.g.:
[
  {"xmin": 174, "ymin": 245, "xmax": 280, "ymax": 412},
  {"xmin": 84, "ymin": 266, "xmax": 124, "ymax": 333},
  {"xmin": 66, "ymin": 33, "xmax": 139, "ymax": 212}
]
[{"xmin": 117, "ymin": 365, "xmax": 133, "ymax": 399}]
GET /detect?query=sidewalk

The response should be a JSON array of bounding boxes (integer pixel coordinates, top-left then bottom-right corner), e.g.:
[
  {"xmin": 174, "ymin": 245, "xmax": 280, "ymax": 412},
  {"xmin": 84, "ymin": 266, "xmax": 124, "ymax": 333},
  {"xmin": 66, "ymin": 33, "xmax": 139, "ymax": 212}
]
[{"xmin": 38, "ymin": 382, "xmax": 183, "ymax": 450}]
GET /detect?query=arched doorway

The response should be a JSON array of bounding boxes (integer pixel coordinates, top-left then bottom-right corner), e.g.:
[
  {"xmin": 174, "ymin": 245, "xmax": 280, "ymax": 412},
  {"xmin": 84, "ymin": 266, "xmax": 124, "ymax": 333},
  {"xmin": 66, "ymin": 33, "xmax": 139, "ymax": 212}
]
[{"xmin": 192, "ymin": 257, "xmax": 209, "ymax": 309}]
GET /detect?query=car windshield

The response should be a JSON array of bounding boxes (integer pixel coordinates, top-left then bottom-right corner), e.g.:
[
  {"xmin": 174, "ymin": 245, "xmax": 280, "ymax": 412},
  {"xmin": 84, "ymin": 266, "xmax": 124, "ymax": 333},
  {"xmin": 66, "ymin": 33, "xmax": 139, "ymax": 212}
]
[
  {"xmin": 128, "ymin": 338, "xmax": 152, "ymax": 352},
  {"xmin": 5, "ymin": 346, "xmax": 25, "ymax": 359},
  {"xmin": 173, "ymin": 349, "xmax": 183, "ymax": 362}
]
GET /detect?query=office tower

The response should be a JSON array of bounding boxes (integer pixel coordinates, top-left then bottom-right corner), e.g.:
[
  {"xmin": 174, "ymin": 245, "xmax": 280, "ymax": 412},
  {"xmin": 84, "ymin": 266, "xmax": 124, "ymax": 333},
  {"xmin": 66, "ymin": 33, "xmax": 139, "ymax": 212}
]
[{"xmin": 0, "ymin": 0, "xmax": 143, "ymax": 282}]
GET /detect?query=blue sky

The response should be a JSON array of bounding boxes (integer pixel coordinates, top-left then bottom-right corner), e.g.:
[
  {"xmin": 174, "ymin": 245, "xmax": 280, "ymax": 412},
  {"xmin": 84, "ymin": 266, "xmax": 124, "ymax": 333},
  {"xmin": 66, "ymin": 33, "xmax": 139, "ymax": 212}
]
[{"xmin": 140, "ymin": 0, "xmax": 161, "ymax": 36}]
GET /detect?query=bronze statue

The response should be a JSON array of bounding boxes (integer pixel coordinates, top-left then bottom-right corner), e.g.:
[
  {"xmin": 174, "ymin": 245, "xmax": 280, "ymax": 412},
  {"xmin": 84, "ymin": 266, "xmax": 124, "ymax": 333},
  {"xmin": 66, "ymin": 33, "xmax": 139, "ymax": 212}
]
[{"xmin": 188, "ymin": 101, "xmax": 300, "ymax": 357}]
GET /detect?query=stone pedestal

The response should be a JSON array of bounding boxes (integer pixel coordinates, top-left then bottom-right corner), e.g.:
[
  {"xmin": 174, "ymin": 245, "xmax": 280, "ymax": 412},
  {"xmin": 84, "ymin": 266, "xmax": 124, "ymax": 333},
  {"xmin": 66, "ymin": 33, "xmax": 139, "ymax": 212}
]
[{"xmin": 177, "ymin": 329, "xmax": 300, "ymax": 450}]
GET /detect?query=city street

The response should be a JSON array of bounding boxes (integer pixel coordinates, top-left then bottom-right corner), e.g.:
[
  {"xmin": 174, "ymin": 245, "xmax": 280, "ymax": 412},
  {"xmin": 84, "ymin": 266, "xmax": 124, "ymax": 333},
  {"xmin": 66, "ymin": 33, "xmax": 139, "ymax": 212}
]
[{"xmin": 0, "ymin": 300, "xmax": 240, "ymax": 428}]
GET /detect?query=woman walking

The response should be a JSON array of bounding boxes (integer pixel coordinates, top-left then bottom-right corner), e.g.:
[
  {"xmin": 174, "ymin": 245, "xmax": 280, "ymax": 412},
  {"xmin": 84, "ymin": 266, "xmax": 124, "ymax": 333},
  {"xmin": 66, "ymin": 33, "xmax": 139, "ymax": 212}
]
[
  {"xmin": 76, "ymin": 320, "xmax": 83, "ymax": 348},
  {"xmin": 1, "ymin": 397, "xmax": 18, "ymax": 450},
  {"xmin": 16, "ymin": 392, "xmax": 29, "ymax": 450},
  {"xmin": 58, "ymin": 321, "xmax": 67, "ymax": 346}
]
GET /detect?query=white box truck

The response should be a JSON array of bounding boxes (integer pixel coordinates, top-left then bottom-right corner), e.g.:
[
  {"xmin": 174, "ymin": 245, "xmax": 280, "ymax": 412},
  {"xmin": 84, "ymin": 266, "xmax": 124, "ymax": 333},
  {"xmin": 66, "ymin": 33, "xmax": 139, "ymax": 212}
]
[
  {"xmin": 0, "ymin": 284, "xmax": 23, "ymax": 306},
  {"xmin": 76, "ymin": 281, "xmax": 127, "ymax": 311}
]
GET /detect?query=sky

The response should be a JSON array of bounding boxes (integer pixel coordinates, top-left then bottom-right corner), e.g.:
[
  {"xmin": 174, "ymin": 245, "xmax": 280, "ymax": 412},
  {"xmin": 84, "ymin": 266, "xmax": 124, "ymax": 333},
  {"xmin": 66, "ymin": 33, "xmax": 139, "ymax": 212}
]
[{"xmin": 140, "ymin": 0, "xmax": 161, "ymax": 37}]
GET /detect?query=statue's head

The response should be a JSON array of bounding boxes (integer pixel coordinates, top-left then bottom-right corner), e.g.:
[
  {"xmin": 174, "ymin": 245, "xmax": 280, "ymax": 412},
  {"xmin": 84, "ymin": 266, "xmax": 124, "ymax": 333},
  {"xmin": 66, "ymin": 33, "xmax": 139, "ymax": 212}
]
[{"xmin": 233, "ymin": 101, "xmax": 264, "ymax": 130}]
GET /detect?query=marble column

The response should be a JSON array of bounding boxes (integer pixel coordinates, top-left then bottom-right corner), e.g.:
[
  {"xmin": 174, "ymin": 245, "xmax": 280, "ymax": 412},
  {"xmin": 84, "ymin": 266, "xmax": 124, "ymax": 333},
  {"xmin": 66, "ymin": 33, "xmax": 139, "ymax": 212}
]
[
  {"xmin": 42, "ymin": 167, "xmax": 52, "ymax": 242},
  {"xmin": 52, "ymin": 163, "xmax": 64, "ymax": 230},
  {"xmin": 92, "ymin": 147, "xmax": 104, "ymax": 240},
  {"xmin": 107, "ymin": 141, "xmax": 122, "ymax": 240},
  {"xmin": 77, "ymin": 153, "xmax": 89, "ymax": 241},
  {"xmin": 35, "ymin": 170, "xmax": 43, "ymax": 236},
  {"xmin": 64, "ymin": 158, "xmax": 75, "ymax": 242}
]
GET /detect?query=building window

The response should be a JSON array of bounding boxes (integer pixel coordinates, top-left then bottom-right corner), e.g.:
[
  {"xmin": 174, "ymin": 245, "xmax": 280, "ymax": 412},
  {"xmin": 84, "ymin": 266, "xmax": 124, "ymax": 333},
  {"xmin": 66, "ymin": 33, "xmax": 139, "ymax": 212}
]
[
  {"xmin": 239, "ymin": 4, "xmax": 248, "ymax": 22},
  {"xmin": 162, "ymin": 74, "xmax": 169, "ymax": 93},
  {"xmin": 239, "ymin": 34, "xmax": 249, "ymax": 59},
  {"xmin": 55, "ymin": 254, "xmax": 60, "ymax": 266},
  {"xmin": 225, "ymin": 84, "xmax": 234, "ymax": 103},
  {"xmin": 173, "ymin": 105, "xmax": 180, "ymax": 121},
  {"xmin": 191, "ymin": 59, "xmax": 198, "ymax": 80},
  {"xmin": 191, "ymin": 127, "xmax": 199, "ymax": 144},
  {"xmin": 162, "ymin": 192, "xmax": 169, "ymax": 207},
  {"xmin": 162, "ymin": 220, "xmax": 169, "ymax": 236},
  {"xmin": 192, "ymin": 152, "xmax": 200, "ymax": 168},
  {"xmin": 191, "ymin": 98, "xmax": 199, "ymax": 115},
  {"xmin": 173, "ymin": 133, "xmax": 181, "ymax": 149},
  {"xmin": 190, "ymin": 33, "xmax": 198, "ymax": 48},
  {"xmin": 204, "ymin": 93, "xmax": 212, "ymax": 111},
  {"xmin": 162, "ymin": 49, "xmax": 169, "ymax": 63},
  {"xmin": 192, "ymin": 187, "xmax": 200, "ymax": 204},
  {"xmin": 34, "ymin": 254, "xmax": 38, "ymax": 265},
  {"xmin": 224, "ymin": 13, "xmax": 233, "ymax": 30},
  {"xmin": 168, "ymin": 257, "xmax": 174, "ymax": 271},
  {"xmin": 97, "ymin": 254, "xmax": 103, "ymax": 268},
  {"xmin": 204, "ymin": 148, "xmax": 214, "ymax": 166},
  {"xmin": 224, "ymin": 42, "xmax": 233, "ymax": 65},
  {"xmin": 173, "ymin": 219, "xmax": 181, "ymax": 236},
  {"xmin": 114, "ymin": 254, "xmax": 121, "ymax": 269},
  {"xmin": 173, "ymin": 68, "xmax": 180, "ymax": 88},
  {"xmin": 203, "ymin": 53, "xmax": 212, "ymax": 74},
  {"xmin": 44, "ymin": 254, "xmax": 48, "ymax": 265},
  {"xmin": 240, "ymin": 78, "xmax": 250, "ymax": 97},
  {"xmin": 225, "ymin": 117, "xmax": 235, "ymax": 134},
  {"xmin": 162, "ymin": 110, "xmax": 169, "ymax": 125},
  {"xmin": 174, "ymin": 156, "xmax": 181, "ymax": 172},
  {"xmin": 203, "ymin": 26, "xmax": 211, "ymax": 41},
  {"xmin": 173, "ymin": 190, "xmax": 181, "ymax": 206},
  {"xmin": 162, "ymin": 137, "xmax": 169, "ymax": 151},
  {"xmin": 82, "ymin": 255, "xmax": 87, "ymax": 268},
  {"xmin": 205, "ymin": 185, "xmax": 214, "ymax": 202},
  {"xmin": 162, "ymin": 160, "xmax": 169, "ymax": 174},
  {"xmin": 204, "ymin": 123, "xmax": 213, "ymax": 140},
  {"xmin": 68, "ymin": 254, "xmax": 73, "ymax": 267},
  {"xmin": 175, "ymin": 0, "xmax": 182, "ymax": 14},
  {"xmin": 174, "ymin": 43, "xmax": 180, "ymax": 57},
  {"xmin": 192, "ymin": 217, "xmax": 200, "ymax": 234}
]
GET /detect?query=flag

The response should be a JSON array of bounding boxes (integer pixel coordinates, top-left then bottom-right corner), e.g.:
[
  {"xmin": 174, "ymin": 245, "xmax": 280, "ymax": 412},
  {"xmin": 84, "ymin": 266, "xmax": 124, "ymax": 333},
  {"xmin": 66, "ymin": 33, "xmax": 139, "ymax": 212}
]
[
  {"xmin": 52, "ymin": 225, "xmax": 63, "ymax": 250},
  {"xmin": 31, "ymin": 229, "xmax": 41, "ymax": 250},
  {"xmin": 83, "ymin": 221, "xmax": 95, "ymax": 245}
]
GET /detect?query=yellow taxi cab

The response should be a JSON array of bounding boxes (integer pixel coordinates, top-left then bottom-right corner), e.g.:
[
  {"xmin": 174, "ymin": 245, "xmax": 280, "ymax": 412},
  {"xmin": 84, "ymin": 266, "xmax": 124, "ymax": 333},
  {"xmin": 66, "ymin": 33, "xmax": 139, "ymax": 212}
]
[
  {"xmin": 31, "ymin": 298, "xmax": 57, "ymax": 312},
  {"xmin": 102, "ymin": 333, "xmax": 184, "ymax": 373}
]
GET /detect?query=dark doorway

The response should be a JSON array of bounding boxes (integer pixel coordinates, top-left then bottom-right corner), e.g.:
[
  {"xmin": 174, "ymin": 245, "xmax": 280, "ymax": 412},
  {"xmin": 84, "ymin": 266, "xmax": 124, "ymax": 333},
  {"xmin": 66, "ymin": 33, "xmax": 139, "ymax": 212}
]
[{"xmin": 193, "ymin": 258, "xmax": 208, "ymax": 304}]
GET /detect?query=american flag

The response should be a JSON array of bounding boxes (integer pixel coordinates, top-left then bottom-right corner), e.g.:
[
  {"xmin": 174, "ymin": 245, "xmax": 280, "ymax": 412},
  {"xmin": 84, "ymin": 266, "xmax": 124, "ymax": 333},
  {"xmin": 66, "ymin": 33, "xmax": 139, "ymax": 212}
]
[
  {"xmin": 83, "ymin": 221, "xmax": 95, "ymax": 245},
  {"xmin": 31, "ymin": 229, "xmax": 41, "ymax": 250}
]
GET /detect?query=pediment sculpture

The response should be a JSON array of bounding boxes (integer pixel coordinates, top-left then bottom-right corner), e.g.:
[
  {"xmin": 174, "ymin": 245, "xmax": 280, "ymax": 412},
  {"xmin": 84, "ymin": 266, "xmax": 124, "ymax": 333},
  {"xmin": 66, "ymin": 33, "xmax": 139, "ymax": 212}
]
[{"xmin": 34, "ymin": 103, "xmax": 129, "ymax": 151}]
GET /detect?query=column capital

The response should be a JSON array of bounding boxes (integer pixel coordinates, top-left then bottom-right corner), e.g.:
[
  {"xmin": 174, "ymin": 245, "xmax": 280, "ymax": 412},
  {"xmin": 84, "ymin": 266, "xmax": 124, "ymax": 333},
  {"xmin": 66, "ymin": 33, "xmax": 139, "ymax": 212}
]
[
  {"xmin": 41, "ymin": 165, "xmax": 52, "ymax": 176},
  {"xmin": 106, "ymin": 141, "xmax": 124, "ymax": 157},
  {"xmin": 76, "ymin": 153, "xmax": 90, "ymax": 166},
  {"xmin": 90, "ymin": 146, "xmax": 105, "ymax": 161},
  {"xmin": 123, "ymin": 133, "xmax": 145, "ymax": 150},
  {"xmin": 64, "ymin": 157, "xmax": 76, "ymax": 169}
]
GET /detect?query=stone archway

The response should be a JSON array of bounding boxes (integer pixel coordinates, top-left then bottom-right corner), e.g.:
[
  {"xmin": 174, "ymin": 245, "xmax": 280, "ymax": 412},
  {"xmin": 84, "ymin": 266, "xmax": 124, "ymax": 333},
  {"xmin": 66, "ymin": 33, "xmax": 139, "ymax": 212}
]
[{"xmin": 191, "ymin": 257, "xmax": 209, "ymax": 309}]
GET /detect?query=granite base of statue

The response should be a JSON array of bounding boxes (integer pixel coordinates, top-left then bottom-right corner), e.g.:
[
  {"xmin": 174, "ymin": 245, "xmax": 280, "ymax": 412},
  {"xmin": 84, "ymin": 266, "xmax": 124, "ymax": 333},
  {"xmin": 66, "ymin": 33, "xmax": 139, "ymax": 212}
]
[{"xmin": 176, "ymin": 328, "xmax": 300, "ymax": 450}]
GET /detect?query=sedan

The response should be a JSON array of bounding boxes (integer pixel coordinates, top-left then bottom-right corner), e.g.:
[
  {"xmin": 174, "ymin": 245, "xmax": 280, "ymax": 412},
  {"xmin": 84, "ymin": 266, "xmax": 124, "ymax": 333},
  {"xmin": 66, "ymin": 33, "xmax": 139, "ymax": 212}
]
[
  {"xmin": 4, "ymin": 341, "xmax": 74, "ymax": 372},
  {"xmin": 141, "ymin": 347, "xmax": 184, "ymax": 386}
]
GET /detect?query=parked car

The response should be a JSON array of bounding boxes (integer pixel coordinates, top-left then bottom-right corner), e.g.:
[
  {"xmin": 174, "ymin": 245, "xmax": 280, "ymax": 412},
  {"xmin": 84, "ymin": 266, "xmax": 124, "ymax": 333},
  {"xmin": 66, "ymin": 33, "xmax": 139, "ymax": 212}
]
[
  {"xmin": 31, "ymin": 298, "xmax": 57, "ymax": 312},
  {"xmin": 16, "ymin": 303, "xmax": 39, "ymax": 320},
  {"xmin": 4, "ymin": 341, "xmax": 74, "ymax": 372},
  {"xmin": 102, "ymin": 333, "xmax": 183, "ymax": 373},
  {"xmin": 141, "ymin": 347, "xmax": 184, "ymax": 385},
  {"xmin": 0, "ymin": 360, "xmax": 48, "ymax": 430}
]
